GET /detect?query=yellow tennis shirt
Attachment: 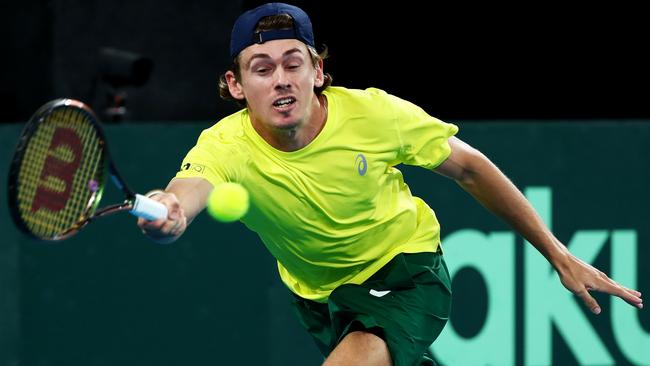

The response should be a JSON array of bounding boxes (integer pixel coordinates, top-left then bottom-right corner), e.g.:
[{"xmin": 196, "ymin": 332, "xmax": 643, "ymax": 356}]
[{"xmin": 175, "ymin": 86, "xmax": 458, "ymax": 302}]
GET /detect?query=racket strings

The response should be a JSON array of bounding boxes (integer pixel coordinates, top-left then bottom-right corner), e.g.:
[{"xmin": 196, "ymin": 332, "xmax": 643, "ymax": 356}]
[
  {"xmin": 66, "ymin": 108, "xmax": 104, "ymax": 227},
  {"xmin": 17, "ymin": 107, "xmax": 105, "ymax": 239}
]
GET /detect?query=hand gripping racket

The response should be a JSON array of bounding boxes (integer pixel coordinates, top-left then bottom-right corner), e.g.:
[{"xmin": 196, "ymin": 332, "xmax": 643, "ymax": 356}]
[{"xmin": 7, "ymin": 98, "xmax": 168, "ymax": 241}]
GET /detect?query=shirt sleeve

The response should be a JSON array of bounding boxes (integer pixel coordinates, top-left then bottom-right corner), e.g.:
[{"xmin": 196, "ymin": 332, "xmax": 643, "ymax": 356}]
[
  {"xmin": 387, "ymin": 93, "xmax": 459, "ymax": 169},
  {"xmin": 174, "ymin": 127, "xmax": 243, "ymax": 187}
]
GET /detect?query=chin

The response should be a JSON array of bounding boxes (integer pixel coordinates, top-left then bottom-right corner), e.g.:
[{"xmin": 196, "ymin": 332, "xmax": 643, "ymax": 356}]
[{"xmin": 272, "ymin": 116, "xmax": 302, "ymax": 131}]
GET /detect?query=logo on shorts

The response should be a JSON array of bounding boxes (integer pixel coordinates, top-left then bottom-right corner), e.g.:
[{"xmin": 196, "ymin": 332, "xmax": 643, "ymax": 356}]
[
  {"xmin": 355, "ymin": 153, "xmax": 367, "ymax": 176},
  {"xmin": 369, "ymin": 289, "xmax": 391, "ymax": 298}
]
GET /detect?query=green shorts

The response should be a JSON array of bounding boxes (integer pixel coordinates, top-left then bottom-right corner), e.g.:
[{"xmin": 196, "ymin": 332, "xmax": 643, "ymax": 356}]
[{"xmin": 292, "ymin": 251, "xmax": 452, "ymax": 366}]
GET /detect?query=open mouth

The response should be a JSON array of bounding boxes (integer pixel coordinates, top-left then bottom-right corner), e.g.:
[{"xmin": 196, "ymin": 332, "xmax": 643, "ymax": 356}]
[{"xmin": 273, "ymin": 97, "xmax": 296, "ymax": 109}]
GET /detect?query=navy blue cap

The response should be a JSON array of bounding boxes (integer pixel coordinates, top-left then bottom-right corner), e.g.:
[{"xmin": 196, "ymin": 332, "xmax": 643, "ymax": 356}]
[{"xmin": 230, "ymin": 3, "xmax": 315, "ymax": 59}]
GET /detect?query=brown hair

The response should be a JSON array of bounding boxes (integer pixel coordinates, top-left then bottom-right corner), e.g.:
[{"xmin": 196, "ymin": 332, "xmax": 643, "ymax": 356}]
[{"xmin": 218, "ymin": 14, "xmax": 333, "ymax": 107}]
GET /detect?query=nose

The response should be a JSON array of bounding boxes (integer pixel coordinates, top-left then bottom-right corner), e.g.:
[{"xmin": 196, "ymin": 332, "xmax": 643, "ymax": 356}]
[{"xmin": 274, "ymin": 69, "xmax": 291, "ymax": 90}]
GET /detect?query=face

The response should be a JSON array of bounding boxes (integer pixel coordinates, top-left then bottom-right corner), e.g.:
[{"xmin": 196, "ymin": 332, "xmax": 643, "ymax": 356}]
[{"xmin": 226, "ymin": 39, "xmax": 324, "ymax": 132}]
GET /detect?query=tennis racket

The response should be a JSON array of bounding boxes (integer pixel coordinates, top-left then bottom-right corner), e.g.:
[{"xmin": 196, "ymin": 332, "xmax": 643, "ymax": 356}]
[{"xmin": 7, "ymin": 98, "xmax": 168, "ymax": 241}]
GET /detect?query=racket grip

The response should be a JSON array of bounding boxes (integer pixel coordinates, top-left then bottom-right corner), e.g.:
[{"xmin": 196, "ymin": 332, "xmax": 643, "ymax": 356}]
[{"xmin": 131, "ymin": 194, "xmax": 169, "ymax": 221}]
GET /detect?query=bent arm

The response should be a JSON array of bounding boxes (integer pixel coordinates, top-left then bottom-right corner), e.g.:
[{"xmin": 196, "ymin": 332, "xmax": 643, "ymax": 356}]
[
  {"xmin": 434, "ymin": 136, "xmax": 643, "ymax": 313},
  {"xmin": 137, "ymin": 177, "xmax": 213, "ymax": 244}
]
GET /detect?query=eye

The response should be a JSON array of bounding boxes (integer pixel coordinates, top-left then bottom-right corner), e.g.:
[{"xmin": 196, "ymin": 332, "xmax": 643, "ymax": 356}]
[
  {"xmin": 285, "ymin": 60, "xmax": 304, "ymax": 71},
  {"xmin": 255, "ymin": 67, "xmax": 270, "ymax": 74},
  {"xmin": 284, "ymin": 56, "xmax": 304, "ymax": 70}
]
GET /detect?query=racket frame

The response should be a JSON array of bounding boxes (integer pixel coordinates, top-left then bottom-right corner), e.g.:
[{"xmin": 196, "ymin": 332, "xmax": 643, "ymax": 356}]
[{"xmin": 8, "ymin": 99, "xmax": 144, "ymax": 241}]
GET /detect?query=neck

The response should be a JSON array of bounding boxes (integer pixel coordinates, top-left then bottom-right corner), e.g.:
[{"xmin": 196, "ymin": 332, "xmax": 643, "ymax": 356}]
[{"xmin": 253, "ymin": 94, "xmax": 328, "ymax": 152}]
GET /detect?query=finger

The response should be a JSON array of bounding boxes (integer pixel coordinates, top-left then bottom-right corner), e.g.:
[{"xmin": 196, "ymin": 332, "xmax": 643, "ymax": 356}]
[
  {"xmin": 159, "ymin": 202, "xmax": 180, "ymax": 220},
  {"xmin": 158, "ymin": 216, "xmax": 184, "ymax": 235},
  {"xmin": 171, "ymin": 209, "xmax": 186, "ymax": 234},
  {"xmin": 618, "ymin": 285, "xmax": 642, "ymax": 300},
  {"xmin": 139, "ymin": 217, "xmax": 167, "ymax": 230},
  {"xmin": 170, "ymin": 217, "xmax": 187, "ymax": 237},
  {"xmin": 168, "ymin": 206, "xmax": 181, "ymax": 220},
  {"xmin": 157, "ymin": 221, "xmax": 176, "ymax": 235},
  {"xmin": 627, "ymin": 289, "xmax": 642, "ymax": 298},
  {"xmin": 155, "ymin": 195, "xmax": 181, "ymax": 220},
  {"xmin": 576, "ymin": 289, "xmax": 601, "ymax": 314},
  {"xmin": 594, "ymin": 279, "xmax": 643, "ymax": 308}
]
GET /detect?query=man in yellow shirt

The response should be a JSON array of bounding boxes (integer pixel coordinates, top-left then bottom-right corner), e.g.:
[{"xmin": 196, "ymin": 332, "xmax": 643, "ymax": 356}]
[{"xmin": 138, "ymin": 3, "xmax": 643, "ymax": 365}]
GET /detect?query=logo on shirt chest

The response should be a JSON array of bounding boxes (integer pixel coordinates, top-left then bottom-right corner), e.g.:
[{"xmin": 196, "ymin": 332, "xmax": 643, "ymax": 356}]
[{"xmin": 355, "ymin": 153, "xmax": 367, "ymax": 176}]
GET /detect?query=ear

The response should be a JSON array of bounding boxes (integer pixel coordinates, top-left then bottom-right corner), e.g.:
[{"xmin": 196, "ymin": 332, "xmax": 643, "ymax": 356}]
[
  {"xmin": 314, "ymin": 58, "xmax": 324, "ymax": 88},
  {"xmin": 225, "ymin": 71, "xmax": 245, "ymax": 100}
]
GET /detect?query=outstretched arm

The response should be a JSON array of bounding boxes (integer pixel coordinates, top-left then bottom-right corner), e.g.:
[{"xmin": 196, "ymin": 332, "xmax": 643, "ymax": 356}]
[
  {"xmin": 137, "ymin": 177, "xmax": 213, "ymax": 244},
  {"xmin": 434, "ymin": 136, "xmax": 643, "ymax": 314}
]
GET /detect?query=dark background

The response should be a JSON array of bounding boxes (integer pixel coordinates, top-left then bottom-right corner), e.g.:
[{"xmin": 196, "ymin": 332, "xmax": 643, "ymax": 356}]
[{"xmin": 2, "ymin": 0, "xmax": 648, "ymax": 123}]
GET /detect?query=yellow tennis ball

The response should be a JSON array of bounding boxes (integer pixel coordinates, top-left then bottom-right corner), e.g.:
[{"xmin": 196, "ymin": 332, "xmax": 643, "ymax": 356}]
[{"xmin": 206, "ymin": 182, "xmax": 249, "ymax": 222}]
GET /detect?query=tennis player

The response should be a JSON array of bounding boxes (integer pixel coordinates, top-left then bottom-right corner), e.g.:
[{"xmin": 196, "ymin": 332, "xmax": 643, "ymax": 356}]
[{"xmin": 138, "ymin": 3, "xmax": 643, "ymax": 365}]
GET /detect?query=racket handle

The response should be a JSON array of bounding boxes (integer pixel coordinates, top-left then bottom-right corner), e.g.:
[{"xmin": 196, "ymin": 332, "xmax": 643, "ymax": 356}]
[{"xmin": 131, "ymin": 194, "xmax": 169, "ymax": 221}]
